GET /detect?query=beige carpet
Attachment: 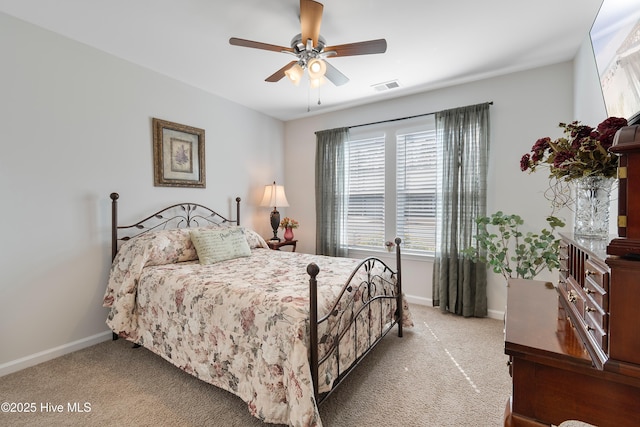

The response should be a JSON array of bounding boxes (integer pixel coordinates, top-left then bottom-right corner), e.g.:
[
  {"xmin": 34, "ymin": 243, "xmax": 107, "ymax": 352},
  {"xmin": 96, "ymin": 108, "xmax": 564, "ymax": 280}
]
[{"xmin": 0, "ymin": 305, "xmax": 511, "ymax": 426}]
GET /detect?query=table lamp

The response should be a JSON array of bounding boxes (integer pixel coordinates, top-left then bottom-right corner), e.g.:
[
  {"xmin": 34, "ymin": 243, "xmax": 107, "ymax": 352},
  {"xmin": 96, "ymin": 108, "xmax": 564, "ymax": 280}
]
[{"xmin": 260, "ymin": 181, "xmax": 289, "ymax": 241}]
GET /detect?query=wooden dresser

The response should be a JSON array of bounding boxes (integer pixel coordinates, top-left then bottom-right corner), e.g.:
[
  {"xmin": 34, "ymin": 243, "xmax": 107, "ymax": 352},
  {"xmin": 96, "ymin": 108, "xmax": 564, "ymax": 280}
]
[
  {"xmin": 504, "ymin": 126, "xmax": 640, "ymax": 426},
  {"xmin": 504, "ymin": 233, "xmax": 640, "ymax": 426}
]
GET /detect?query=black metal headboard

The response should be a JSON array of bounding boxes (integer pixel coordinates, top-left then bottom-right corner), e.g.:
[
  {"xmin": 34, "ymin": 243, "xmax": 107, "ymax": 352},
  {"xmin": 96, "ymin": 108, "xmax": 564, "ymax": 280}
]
[{"xmin": 110, "ymin": 192, "xmax": 241, "ymax": 261}]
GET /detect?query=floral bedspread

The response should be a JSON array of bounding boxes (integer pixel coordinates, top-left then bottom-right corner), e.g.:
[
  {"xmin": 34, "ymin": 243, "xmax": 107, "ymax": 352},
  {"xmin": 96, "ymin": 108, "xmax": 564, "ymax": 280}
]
[{"xmin": 104, "ymin": 228, "xmax": 413, "ymax": 427}]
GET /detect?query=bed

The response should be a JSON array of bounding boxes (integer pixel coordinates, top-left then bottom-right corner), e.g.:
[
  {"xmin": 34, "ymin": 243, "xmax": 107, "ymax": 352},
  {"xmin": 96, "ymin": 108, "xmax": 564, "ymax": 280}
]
[{"xmin": 103, "ymin": 192, "xmax": 413, "ymax": 427}]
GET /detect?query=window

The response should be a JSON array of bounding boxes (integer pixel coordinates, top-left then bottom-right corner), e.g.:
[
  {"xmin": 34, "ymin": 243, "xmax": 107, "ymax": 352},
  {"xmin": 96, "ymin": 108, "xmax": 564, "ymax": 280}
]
[
  {"xmin": 396, "ymin": 130, "xmax": 437, "ymax": 253},
  {"xmin": 345, "ymin": 118, "xmax": 436, "ymax": 255},
  {"xmin": 345, "ymin": 135, "xmax": 385, "ymax": 249}
]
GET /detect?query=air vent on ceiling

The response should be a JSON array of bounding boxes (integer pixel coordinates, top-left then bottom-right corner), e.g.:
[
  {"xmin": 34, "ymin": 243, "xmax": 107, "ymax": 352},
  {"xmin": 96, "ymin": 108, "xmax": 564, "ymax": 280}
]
[{"xmin": 372, "ymin": 80, "xmax": 400, "ymax": 92}]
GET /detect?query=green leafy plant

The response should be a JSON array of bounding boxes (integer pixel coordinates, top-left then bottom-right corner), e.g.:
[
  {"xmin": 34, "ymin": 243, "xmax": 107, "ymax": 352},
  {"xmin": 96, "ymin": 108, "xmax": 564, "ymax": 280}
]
[{"xmin": 464, "ymin": 212, "xmax": 565, "ymax": 282}]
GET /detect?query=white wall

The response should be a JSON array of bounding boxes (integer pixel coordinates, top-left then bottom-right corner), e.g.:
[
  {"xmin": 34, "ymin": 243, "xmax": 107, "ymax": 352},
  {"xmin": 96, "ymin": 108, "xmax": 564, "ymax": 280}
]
[
  {"xmin": 0, "ymin": 13, "xmax": 285, "ymax": 373},
  {"xmin": 574, "ymin": 38, "xmax": 608, "ymax": 124},
  {"xmin": 284, "ymin": 62, "xmax": 583, "ymax": 317}
]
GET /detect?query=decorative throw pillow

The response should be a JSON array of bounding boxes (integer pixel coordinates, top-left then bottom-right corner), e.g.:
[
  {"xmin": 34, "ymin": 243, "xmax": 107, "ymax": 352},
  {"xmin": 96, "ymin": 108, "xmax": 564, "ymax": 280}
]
[
  {"xmin": 243, "ymin": 227, "xmax": 269, "ymax": 249},
  {"xmin": 143, "ymin": 227, "xmax": 198, "ymax": 266},
  {"xmin": 190, "ymin": 227, "xmax": 252, "ymax": 265}
]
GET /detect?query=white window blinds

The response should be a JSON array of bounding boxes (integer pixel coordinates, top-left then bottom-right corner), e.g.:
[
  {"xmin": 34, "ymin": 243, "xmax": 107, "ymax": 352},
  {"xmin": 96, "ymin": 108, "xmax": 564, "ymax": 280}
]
[
  {"xmin": 345, "ymin": 135, "xmax": 385, "ymax": 249},
  {"xmin": 344, "ymin": 119, "xmax": 436, "ymax": 256},
  {"xmin": 396, "ymin": 130, "xmax": 437, "ymax": 253}
]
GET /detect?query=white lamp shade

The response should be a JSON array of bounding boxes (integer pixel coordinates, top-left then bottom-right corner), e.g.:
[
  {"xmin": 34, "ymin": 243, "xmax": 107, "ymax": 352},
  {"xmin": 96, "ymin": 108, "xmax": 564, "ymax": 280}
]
[
  {"xmin": 285, "ymin": 63, "xmax": 304, "ymax": 85},
  {"xmin": 260, "ymin": 182, "xmax": 289, "ymax": 208},
  {"xmin": 307, "ymin": 58, "xmax": 326, "ymax": 79},
  {"xmin": 309, "ymin": 76, "xmax": 326, "ymax": 88}
]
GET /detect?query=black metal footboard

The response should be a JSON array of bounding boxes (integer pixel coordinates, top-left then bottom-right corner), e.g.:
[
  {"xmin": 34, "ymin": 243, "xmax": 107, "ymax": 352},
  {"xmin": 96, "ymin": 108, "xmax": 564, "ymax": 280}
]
[{"xmin": 307, "ymin": 237, "xmax": 404, "ymax": 403}]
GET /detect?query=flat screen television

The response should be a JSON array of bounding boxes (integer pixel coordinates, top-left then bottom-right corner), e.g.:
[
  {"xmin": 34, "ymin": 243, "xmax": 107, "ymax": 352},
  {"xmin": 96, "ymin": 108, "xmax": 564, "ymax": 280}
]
[{"xmin": 590, "ymin": 0, "xmax": 640, "ymax": 125}]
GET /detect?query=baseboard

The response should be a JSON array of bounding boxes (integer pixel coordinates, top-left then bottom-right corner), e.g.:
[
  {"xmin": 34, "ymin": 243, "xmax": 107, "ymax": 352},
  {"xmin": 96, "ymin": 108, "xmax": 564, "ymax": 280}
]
[
  {"xmin": 0, "ymin": 330, "xmax": 112, "ymax": 377},
  {"xmin": 405, "ymin": 294, "xmax": 505, "ymax": 321},
  {"xmin": 487, "ymin": 308, "xmax": 506, "ymax": 321},
  {"xmin": 405, "ymin": 294, "xmax": 432, "ymax": 307}
]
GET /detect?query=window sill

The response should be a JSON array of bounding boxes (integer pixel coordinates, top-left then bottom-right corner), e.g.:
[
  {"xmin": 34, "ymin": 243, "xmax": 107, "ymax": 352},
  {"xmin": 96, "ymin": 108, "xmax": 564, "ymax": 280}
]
[{"xmin": 347, "ymin": 248, "xmax": 434, "ymax": 263}]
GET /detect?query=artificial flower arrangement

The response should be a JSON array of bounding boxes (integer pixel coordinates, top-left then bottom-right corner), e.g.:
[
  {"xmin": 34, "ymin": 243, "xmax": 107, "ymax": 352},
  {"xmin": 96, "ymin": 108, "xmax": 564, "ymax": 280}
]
[
  {"xmin": 467, "ymin": 118, "xmax": 628, "ymax": 281},
  {"xmin": 279, "ymin": 217, "xmax": 299, "ymax": 229},
  {"xmin": 520, "ymin": 117, "xmax": 627, "ymax": 180},
  {"xmin": 519, "ymin": 117, "xmax": 628, "ymax": 213}
]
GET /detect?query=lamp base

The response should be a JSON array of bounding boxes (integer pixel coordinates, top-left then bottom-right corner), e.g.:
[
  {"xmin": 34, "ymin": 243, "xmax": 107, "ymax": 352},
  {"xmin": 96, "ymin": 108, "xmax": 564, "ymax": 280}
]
[{"xmin": 270, "ymin": 208, "xmax": 280, "ymax": 241}]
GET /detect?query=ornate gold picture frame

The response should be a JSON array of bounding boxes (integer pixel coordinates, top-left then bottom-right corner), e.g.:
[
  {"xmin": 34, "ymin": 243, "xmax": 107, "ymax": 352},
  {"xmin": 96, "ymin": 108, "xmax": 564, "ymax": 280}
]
[{"xmin": 152, "ymin": 118, "xmax": 205, "ymax": 188}]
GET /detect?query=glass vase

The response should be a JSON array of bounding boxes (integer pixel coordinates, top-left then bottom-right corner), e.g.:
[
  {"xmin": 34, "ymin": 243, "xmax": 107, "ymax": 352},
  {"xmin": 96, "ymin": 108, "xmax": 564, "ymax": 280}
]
[{"xmin": 573, "ymin": 176, "xmax": 614, "ymax": 238}]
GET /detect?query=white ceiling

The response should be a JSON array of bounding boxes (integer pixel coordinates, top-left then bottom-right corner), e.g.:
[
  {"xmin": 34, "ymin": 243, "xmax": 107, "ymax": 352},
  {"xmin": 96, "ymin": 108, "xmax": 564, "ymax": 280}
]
[{"xmin": 1, "ymin": 0, "xmax": 607, "ymax": 121}]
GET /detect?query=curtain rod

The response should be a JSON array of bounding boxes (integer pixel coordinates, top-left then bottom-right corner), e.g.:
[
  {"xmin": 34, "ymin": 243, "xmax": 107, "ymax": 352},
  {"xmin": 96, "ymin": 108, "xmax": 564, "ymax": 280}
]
[{"xmin": 348, "ymin": 101, "xmax": 493, "ymax": 129}]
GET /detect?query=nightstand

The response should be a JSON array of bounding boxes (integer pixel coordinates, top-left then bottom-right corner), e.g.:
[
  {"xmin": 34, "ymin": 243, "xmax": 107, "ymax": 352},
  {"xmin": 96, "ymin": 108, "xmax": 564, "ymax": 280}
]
[{"xmin": 267, "ymin": 239, "xmax": 297, "ymax": 252}]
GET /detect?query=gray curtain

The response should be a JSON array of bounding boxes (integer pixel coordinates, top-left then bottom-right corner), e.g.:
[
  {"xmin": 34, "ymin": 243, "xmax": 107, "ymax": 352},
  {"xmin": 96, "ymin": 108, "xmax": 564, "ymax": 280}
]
[
  {"xmin": 432, "ymin": 103, "xmax": 490, "ymax": 317},
  {"xmin": 315, "ymin": 127, "xmax": 350, "ymax": 256}
]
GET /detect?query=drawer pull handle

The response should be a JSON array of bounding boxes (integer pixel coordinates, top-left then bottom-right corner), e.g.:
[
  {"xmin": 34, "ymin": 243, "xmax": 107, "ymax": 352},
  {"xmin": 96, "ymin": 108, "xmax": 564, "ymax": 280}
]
[
  {"xmin": 583, "ymin": 287, "xmax": 594, "ymax": 295},
  {"xmin": 585, "ymin": 306, "xmax": 595, "ymax": 313},
  {"xmin": 558, "ymin": 278, "xmax": 566, "ymax": 284},
  {"xmin": 587, "ymin": 325, "xmax": 595, "ymax": 332},
  {"xmin": 568, "ymin": 290, "xmax": 579, "ymax": 303},
  {"xmin": 585, "ymin": 270, "xmax": 596, "ymax": 276},
  {"xmin": 559, "ymin": 268, "xmax": 569, "ymax": 272}
]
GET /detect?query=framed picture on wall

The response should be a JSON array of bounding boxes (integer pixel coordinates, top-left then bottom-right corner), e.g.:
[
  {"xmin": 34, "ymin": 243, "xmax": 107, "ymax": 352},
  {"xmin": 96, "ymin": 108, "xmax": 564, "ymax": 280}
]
[
  {"xmin": 590, "ymin": 1, "xmax": 640, "ymax": 121},
  {"xmin": 152, "ymin": 118, "xmax": 205, "ymax": 188}
]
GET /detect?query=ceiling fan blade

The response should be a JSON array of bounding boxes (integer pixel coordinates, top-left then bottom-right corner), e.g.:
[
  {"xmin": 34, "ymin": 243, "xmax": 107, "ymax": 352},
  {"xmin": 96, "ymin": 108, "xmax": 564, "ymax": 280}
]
[
  {"xmin": 265, "ymin": 61, "xmax": 298, "ymax": 82},
  {"xmin": 300, "ymin": 0, "xmax": 323, "ymax": 47},
  {"xmin": 324, "ymin": 61, "xmax": 349, "ymax": 86},
  {"xmin": 324, "ymin": 39, "xmax": 387, "ymax": 57},
  {"xmin": 229, "ymin": 37, "xmax": 293, "ymax": 53}
]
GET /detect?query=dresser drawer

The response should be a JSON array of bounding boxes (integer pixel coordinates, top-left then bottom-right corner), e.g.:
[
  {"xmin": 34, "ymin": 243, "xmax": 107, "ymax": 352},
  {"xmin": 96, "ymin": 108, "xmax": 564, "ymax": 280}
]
[
  {"xmin": 559, "ymin": 241, "xmax": 569, "ymax": 270},
  {"xmin": 558, "ymin": 274, "xmax": 568, "ymax": 293},
  {"xmin": 584, "ymin": 258, "xmax": 609, "ymax": 293},
  {"xmin": 584, "ymin": 293, "xmax": 607, "ymax": 331},
  {"xmin": 583, "ymin": 275, "xmax": 608, "ymax": 313},
  {"xmin": 565, "ymin": 277, "xmax": 585, "ymax": 317},
  {"xmin": 556, "ymin": 233, "xmax": 613, "ymax": 370},
  {"xmin": 558, "ymin": 243, "xmax": 569, "ymax": 293},
  {"xmin": 585, "ymin": 311, "xmax": 608, "ymax": 352}
]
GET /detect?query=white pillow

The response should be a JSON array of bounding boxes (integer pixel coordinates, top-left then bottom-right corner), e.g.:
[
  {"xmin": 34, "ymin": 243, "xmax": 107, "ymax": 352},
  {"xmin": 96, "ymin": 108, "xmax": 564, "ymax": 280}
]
[
  {"xmin": 243, "ymin": 227, "xmax": 269, "ymax": 249},
  {"xmin": 190, "ymin": 227, "xmax": 252, "ymax": 265}
]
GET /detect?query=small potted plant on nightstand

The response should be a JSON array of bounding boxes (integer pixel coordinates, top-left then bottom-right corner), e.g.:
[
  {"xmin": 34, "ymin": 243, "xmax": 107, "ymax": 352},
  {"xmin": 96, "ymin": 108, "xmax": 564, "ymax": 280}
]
[{"xmin": 279, "ymin": 217, "xmax": 299, "ymax": 241}]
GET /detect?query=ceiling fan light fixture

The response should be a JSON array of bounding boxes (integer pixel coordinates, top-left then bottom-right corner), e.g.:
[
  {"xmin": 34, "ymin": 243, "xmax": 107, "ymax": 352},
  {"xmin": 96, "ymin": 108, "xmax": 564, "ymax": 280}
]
[
  {"xmin": 307, "ymin": 58, "xmax": 326, "ymax": 79},
  {"xmin": 229, "ymin": 1, "xmax": 387, "ymax": 91},
  {"xmin": 285, "ymin": 63, "xmax": 304, "ymax": 85},
  {"xmin": 309, "ymin": 76, "xmax": 326, "ymax": 88}
]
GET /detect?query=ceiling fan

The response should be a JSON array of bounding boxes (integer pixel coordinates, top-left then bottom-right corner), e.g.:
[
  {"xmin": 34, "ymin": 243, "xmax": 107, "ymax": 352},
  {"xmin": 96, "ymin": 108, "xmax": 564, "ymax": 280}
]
[{"xmin": 229, "ymin": 0, "xmax": 387, "ymax": 88}]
